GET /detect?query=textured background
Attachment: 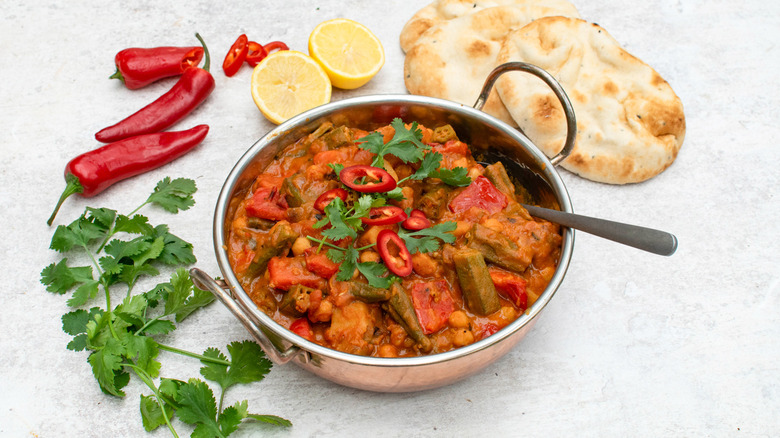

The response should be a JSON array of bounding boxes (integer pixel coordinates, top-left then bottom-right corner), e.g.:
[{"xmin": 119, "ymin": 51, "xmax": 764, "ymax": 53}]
[{"xmin": 1, "ymin": 0, "xmax": 778, "ymax": 436}]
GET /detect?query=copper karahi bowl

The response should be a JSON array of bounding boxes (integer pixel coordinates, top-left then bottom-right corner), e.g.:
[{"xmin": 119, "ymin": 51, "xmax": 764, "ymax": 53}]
[{"xmin": 191, "ymin": 63, "xmax": 576, "ymax": 392}]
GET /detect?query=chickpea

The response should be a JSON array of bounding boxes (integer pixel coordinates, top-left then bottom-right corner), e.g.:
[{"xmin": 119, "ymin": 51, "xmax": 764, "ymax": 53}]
[
  {"xmin": 291, "ymin": 236, "xmax": 312, "ymax": 256},
  {"xmin": 377, "ymin": 344, "xmax": 399, "ymax": 358},
  {"xmin": 448, "ymin": 310, "xmax": 470, "ymax": 329},
  {"xmin": 358, "ymin": 226, "xmax": 383, "ymax": 246},
  {"xmin": 452, "ymin": 328, "xmax": 475, "ymax": 347},
  {"xmin": 493, "ymin": 306, "xmax": 518, "ymax": 328},
  {"xmin": 412, "ymin": 252, "xmax": 439, "ymax": 276},
  {"xmin": 360, "ymin": 250, "xmax": 381, "ymax": 263},
  {"xmin": 309, "ymin": 300, "xmax": 333, "ymax": 323},
  {"xmin": 467, "ymin": 167, "xmax": 482, "ymax": 180}
]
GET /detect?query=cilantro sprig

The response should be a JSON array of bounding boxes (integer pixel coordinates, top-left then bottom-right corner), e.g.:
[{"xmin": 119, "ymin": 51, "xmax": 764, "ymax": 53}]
[{"xmin": 41, "ymin": 178, "xmax": 290, "ymax": 437}]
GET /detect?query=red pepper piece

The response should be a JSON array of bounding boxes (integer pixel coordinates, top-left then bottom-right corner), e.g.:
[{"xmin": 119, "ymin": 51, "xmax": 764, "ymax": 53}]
[
  {"xmin": 95, "ymin": 33, "xmax": 215, "ymax": 143},
  {"xmin": 362, "ymin": 206, "xmax": 407, "ymax": 226},
  {"xmin": 409, "ymin": 209, "xmax": 427, "ymax": 219},
  {"xmin": 110, "ymin": 45, "xmax": 204, "ymax": 90},
  {"xmin": 448, "ymin": 175, "xmax": 508, "ymax": 215},
  {"xmin": 401, "ymin": 215, "xmax": 431, "ymax": 231},
  {"xmin": 313, "ymin": 188, "xmax": 348, "ymax": 212},
  {"xmin": 267, "ymin": 256, "xmax": 326, "ymax": 291},
  {"xmin": 489, "ymin": 267, "xmax": 528, "ymax": 309},
  {"xmin": 222, "ymin": 34, "xmax": 248, "ymax": 77},
  {"xmin": 47, "ymin": 125, "xmax": 209, "ymax": 225},
  {"xmin": 245, "ymin": 41, "xmax": 268, "ymax": 67},
  {"xmin": 245, "ymin": 187, "xmax": 288, "ymax": 221},
  {"xmin": 263, "ymin": 41, "xmax": 289, "ymax": 54},
  {"xmin": 305, "ymin": 249, "xmax": 341, "ymax": 279},
  {"xmin": 339, "ymin": 165, "xmax": 397, "ymax": 193},
  {"xmin": 289, "ymin": 317, "xmax": 314, "ymax": 341},
  {"xmin": 410, "ymin": 280, "xmax": 456, "ymax": 334},
  {"xmin": 376, "ymin": 229, "xmax": 413, "ymax": 277}
]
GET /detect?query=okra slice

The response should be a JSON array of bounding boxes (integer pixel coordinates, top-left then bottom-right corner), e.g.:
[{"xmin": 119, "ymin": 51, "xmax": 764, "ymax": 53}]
[
  {"xmin": 453, "ymin": 248, "xmax": 501, "ymax": 316},
  {"xmin": 382, "ymin": 283, "xmax": 433, "ymax": 352},
  {"xmin": 431, "ymin": 124, "xmax": 458, "ymax": 143},
  {"xmin": 281, "ymin": 177, "xmax": 304, "ymax": 207},
  {"xmin": 483, "ymin": 161, "xmax": 516, "ymax": 202},
  {"xmin": 279, "ymin": 284, "xmax": 316, "ymax": 317},
  {"xmin": 245, "ymin": 222, "xmax": 299, "ymax": 277},
  {"xmin": 349, "ymin": 282, "xmax": 393, "ymax": 303},
  {"xmin": 467, "ymin": 223, "xmax": 530, "ymax": 273}
]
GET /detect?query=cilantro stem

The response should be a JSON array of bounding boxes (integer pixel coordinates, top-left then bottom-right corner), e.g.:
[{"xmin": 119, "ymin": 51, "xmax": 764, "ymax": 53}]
[
  {"xmin": 157, "ymin": 343, "xmax": 231, "ymax": 366},
  {"xmin": 305, "ymin": 236, "xmax": 345, "ymax": 251},
  {"xmin": 124, "ymin": 363, "xmax": 179, "ymax": 438}
]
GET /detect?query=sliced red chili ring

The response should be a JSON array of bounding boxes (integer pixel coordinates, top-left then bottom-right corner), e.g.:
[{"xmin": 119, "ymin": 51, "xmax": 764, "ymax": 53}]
[
  {"xmin": 314, "ymin": 188, "xmax": 348, "ymax": 212},
  {"xmin": 376, "ymin": 229, "xmax": 413, "ymax": 277},
  {"xmin": 339, "ymin": 165, "xmax": 396, "ymax": 193},
  {"xmin": 362, "ymin": 206, "xmax": 407, "ymax": 226},
  {"xmin": 263, "ymin": 41, "xmax": 289, "ymax": 54},
  {"xmin": 245, "ymin": 41, "xmax": 268, "ymax": 67},
  {"xmin": 222, "ymin": 34, "xmax": 248, "ymax": 77},
  {"xmin": 401, "ymin": 215, "xmax": 431, "ymax": 231},
  {"xmin": 409, "ymin": 209, "xmax": 427, "ymax": 219},
  {"xmin": 180, "ymin": 47, "xmax": 204, "ymax": 72}
]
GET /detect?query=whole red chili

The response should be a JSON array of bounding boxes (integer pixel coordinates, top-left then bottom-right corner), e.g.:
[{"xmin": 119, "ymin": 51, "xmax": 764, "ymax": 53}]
[
  {"xmin": 222, "ymin": 34, "xmax": 248, "ymax": 77},
  {"xmin": 314, "ymin": 188, "xmax": 348, "ymax": 212},
  {"xmin": 362, "ymin": 206, "xmax": 407, "ymax": 226},
  {"xmin": 95, "ymin": 33, "xmax": 215, "ymax": 143},
  {"xmin": 47, "ymin": 125, "xmax": 209, "ymax": 225},
  {"xmin": 110, "ymin": 45, "xmax": 204, "ymax": 90},
  {"xmin": 376, "ymin": 229, "xmax": 413, "ymax": 277},
  {"xmin": 245, "ymin": 41, "xmax": 268, "ymax": 67},
  {"xmin": 339, "ymin": 165, "xmax": 396, "ymax": 193}
]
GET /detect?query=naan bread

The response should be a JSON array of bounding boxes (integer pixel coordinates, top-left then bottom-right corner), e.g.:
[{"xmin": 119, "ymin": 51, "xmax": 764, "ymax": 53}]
[
  {"xmin": 496, "ymin": 17, "xmax": 686, "ymax": 184},
  {"xmin": 403, "ymin": 5, "xmax": 580, "ymax": 126},
  {"xmin": 399, "ymin": 0, "xmax": 580, "ymax": 53}
]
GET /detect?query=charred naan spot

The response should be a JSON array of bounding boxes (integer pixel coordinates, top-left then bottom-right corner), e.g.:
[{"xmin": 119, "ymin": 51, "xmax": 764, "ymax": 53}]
[
  {"xmin": 651, "ymin": 72, "xmax": 667, "ymax": 87},
  {"xmin": 603, "ymin": 81, "xmax": 618, "ymax": 95},
  {"xmin": 466, "ymin": 40, "xmax": 491, "ymax": 58},
  {"xmin": 532, "ymin": 94, "xmax": 561, "ymax": 124},
  {"xmin": 573, "ymin": 90, "xmax": 588, "ymax": 104}
]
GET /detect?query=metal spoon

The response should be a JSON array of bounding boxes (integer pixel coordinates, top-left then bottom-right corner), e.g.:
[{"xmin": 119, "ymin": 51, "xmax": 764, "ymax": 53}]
[{"xmin": 521, "ymin": 203, "xmax": 678, "ymax": 256}]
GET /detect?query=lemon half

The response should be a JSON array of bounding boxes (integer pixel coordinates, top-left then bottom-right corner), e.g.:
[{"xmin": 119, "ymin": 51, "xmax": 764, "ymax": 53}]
[
  {"xmin": 308, "ymin": 18, "xmax": 385, "ymax": 90},
  {"xmin": 250, "ymin": 50, "xmax": 332, "ymax": 125}
]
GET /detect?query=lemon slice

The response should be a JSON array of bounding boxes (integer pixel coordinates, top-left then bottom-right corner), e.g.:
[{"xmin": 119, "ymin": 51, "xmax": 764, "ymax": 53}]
[
  {"xmin": 308, "ymin": 18, "xmax": 385, "ymax": 90},
  {"xmin": 250, "ymin": 50, "xmax": 332, "ymax": 124}
]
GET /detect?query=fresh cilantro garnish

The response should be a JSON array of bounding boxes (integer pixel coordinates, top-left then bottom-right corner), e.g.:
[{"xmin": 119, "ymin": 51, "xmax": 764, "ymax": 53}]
[
  {"xmin": 41, "ymin": 178, "xmax": 290, "ymax": 437},
  {"xmin": 358, "ymin": 118, "xmax": 430, "ymax": 168},
  {"xmin": 398, "ymin": 221, "xmax": 457, "ymax": 254}
]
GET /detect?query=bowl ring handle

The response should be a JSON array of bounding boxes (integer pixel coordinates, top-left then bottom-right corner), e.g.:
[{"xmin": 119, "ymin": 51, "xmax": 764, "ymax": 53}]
[
  {"xmin": 474, "ymin": 62, "xmax": 576, "ymax": 166},
  {"xmin": 189, "ymin": 268, "xmax": 305, "ymax": 365}
]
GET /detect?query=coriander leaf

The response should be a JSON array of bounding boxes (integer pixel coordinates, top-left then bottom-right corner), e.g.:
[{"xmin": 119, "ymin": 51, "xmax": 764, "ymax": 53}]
[
  {"xmin": 147, "ymin": 177, "xmax": 197, "ymax": 213},
  {"xmin": 114, "ymin": 214, "xmax": 155, "ymax": 236},
  {"xmin": 383, "ymin": 187, "xmax": 406, "ymax": 201},
  {"xmin": 319, "ymin": 198, "xmax": 358, "ymax": 241},
  {"xmin": 163, "ymin": 268, "xmax": 194, "ymax": 317},
  {"xmin": 328, "ymin": 162, "xmax": 344, "ymax": 176},
  {"xmin": 358, "ymin": 118, "xmax": 429, "ymax": 167},
  {"xmin": 88, "ymin": 338, "xmax": 127, "ymax": 397},
  {"xmin": 140, "ymin": 319, "xmax": 177, "ymax": 336},
  {"xmin": 174, "ymin": 287, "xmax": 215, "ymax": 322},
  {"xmin": 100, "ymin": 237, "xmax": 152, "ymax": 275},
  {"xmin": 334, "ymin": 246, "xmax": 359, "ymax": 281},
  {"xmin": 398, "ymin": 221, "xmax": 457, "ymax": 254},
  {"xmin": 175, "ymin": 379, "xmax": 221, "ymax": 437},
  {"xmin": 40, "ymin": 259, "xmax": 93, "ymax": 294},
  {"xmin": 327, "ymin": 248, "xmax": 346, "ymax": 263},
  {"xmin": 114, "ymin": 294, "xmax": 150, "ymax": 328},
  {"xmin": 140, "ymin": 394, "xmax": 174, "ymax": 432},
  {"xmin": 62, "ymin": 307, "xmax": 103, "ymax": 351},
  {"xmin": 86, "ymin": 207, "xmax": 117, "ymax": 228},
  {"xmin": 151, "ymin": 225, "xmax": 196, "ymax": 265},
  {"xmin": 123, "ymin": 333, "xmax": 161, "ymax": 378},
  {"xmin": 143, "ymin": 282, "xmax": 172, "ymax": 308},
  {"xmin": 66, "ymin": 280, "xmax": 100, "ymax": 307},
  {"xmin": 200, "ymin": 341, "xmax": 272, "ymax": 392},
  {"xmin": 356, "ymin": 262, "xmax": 397, "ymax": 289},
  {"xmin": 50, "ymin": 215, "xmax": 107, "ymax": 252},
  {"xmin": 246, "ymin": 414, "xmax": 293, "ymax": 427},
  {"xmin": 117, "ymin": 263, "xmax": 160, "ymax": 289},
  {"xmin": 408, "ymin": 150, "xmax": 443, "ymax": 181},
  {"xmin": 216, "ymin": 402, "xmax": 245, "ymax": 437},
  {"xmin": 430, "ymin": 167, "xmax": 472, "ymax": 186}
]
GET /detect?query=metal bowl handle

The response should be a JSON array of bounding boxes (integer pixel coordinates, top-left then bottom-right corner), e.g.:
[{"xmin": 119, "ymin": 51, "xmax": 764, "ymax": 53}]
[
  {"xmin": 474, "ymin": 62, "xmax": 576, "ymax": 166},
  {"xmin": 189, "ymin": 268, "xmax": 304, "ymax": 365}
]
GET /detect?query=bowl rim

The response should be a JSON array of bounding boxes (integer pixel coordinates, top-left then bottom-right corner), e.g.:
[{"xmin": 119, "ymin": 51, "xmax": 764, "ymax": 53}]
[{"xmin": 210, "ymin": 93, "xmax": 575, "ymax": 367}]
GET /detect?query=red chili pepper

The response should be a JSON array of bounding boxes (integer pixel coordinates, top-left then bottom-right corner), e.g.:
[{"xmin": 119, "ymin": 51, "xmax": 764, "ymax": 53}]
[
  {"xmin": 376, "ymin": 229, "xmax": 413, "ymax": 277},
  {"xmin": 222, "ymin": 34, "xmax": 248, "ymax": 77},
  {"xmin": 245, "ymin": 41, "xmax": 268, "ymax": 67},
  {"xmin": 401, "ymin": 215, "xmax": 431, "ymax": 231},
  {"xmin": 95, "ymin": 33, "xmax": 215, "ymax": 143},
  {"xmin": 263, "ymin": 41, "xmax": 289, "ymax": 53},
  {"xmin": 339, "ymin": 165, "xmax": 397, "ymax": 193},
  {"xmin": 409, "ymin": 209, "xmax": 427, "ymax": 219},
  {"xmin": 314, "ymin": 188, "xmax": 348, "ymax": 212},
  {"xmin": 362, "ymin": 206, "xmax": 407, "ymax": 226},
  {"xmin": 47, "ymin": 125, "xmax": 209, "ymax": 225},
  {"xmin": 110, "ymin": 45, "xmax": 204, "ymax": 90}
]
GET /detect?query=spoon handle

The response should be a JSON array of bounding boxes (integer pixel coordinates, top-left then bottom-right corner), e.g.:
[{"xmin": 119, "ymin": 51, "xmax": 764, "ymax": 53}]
[{"xmin": 522, "ymin": 204, "xmax": 678, "ymax": 256}]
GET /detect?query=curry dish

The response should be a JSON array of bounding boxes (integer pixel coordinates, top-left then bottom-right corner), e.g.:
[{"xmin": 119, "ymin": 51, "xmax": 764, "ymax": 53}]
[{"xmin": 227, "ymin": 119, "xmax": 561, "ymax": 357}]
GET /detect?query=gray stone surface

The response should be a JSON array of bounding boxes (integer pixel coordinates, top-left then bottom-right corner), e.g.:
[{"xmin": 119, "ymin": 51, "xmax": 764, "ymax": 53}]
[{"xmin": 1, "ymin": 0, "xmax": 778, "ymax": 436}]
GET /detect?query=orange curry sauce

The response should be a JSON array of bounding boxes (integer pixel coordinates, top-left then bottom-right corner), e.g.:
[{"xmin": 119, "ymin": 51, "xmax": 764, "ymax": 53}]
[{"xmin": 227, "ymin": 122, "xmax": 561, "ymax": 357}]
